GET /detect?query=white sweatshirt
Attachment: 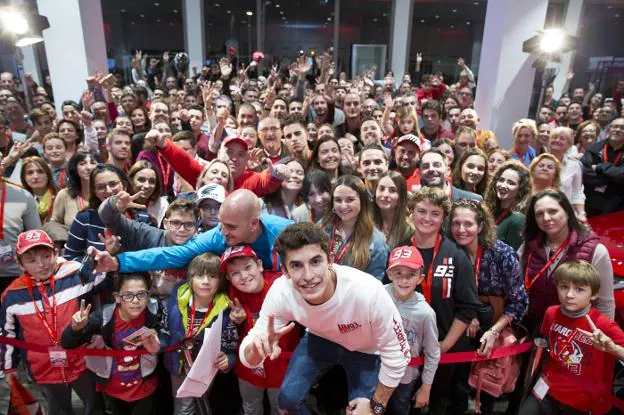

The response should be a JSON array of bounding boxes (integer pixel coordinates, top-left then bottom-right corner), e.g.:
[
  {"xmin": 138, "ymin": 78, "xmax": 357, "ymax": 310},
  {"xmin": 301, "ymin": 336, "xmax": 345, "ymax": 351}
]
[{"xmin": 239, "ymin": 264, "xmax": 411, "ymax": 388}]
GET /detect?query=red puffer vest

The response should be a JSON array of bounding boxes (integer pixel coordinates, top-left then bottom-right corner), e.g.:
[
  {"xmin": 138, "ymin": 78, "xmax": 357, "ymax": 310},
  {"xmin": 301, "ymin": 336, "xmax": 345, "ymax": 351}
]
[{"xmin": 523, "ymin": 230, "xmax": 600, "ymax": 319}]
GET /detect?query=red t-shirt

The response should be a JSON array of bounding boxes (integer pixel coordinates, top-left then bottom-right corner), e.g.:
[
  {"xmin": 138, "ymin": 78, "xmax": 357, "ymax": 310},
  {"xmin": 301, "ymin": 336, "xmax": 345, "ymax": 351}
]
[
  {"xmin": 540, "ymin": 306, "xmax": 624, "ymax": 414},
  {"xmin": 98, "ymin": 308, "xmax": 158, "ymax": 401}
]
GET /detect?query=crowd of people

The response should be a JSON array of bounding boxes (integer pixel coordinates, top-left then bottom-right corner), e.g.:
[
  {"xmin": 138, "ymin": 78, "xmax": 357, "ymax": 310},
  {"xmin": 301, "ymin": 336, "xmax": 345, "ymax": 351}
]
[{"xmin": 0, "ymin": 47, "xmax": 623, "ymax": 415}]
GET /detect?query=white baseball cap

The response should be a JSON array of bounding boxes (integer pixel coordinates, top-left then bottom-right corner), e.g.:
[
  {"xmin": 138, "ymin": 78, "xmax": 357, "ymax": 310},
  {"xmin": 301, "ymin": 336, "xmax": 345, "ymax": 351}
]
[{"xmin": 196, "ymin": 183, "xmax": 227, "ymax": 205}]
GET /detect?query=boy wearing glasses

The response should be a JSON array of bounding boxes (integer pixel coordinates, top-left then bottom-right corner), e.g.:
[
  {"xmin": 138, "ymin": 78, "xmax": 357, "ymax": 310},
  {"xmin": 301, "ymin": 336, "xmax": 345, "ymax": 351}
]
[
  {"xmin": 0, "ymin": 230, "xmax": 107, "ymax": 414},
  {"xmin": 62, "ymin": 272, "xmax": 162, "ymax": 414},
  {"xmin": 99, "ymin": 192, "xmax": 199, "ymax": 297}
]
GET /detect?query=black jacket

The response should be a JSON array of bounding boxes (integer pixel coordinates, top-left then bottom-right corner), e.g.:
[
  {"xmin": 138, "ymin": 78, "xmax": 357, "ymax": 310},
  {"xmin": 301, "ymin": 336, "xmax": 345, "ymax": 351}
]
[{"xmin": 581, "ymin": 138, "xmax": 624, "ymax": 216}]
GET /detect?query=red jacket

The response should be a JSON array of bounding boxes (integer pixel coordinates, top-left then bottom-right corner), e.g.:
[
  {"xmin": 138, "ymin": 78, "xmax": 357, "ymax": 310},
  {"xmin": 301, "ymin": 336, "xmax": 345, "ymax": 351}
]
[
  {"xmin": 159, "ymin": 140, "xmax": 283, "ymax": 196},
  {"xmin": 0, "ymin": 259, "xmax": 107, "ymax": 384}
]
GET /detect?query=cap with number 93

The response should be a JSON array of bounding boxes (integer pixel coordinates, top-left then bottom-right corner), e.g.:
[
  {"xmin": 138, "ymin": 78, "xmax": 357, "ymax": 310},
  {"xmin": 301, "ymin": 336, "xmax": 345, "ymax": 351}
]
[{"xmin": 387, "ymin": 246, "xmax": 424, "ymax": 272}]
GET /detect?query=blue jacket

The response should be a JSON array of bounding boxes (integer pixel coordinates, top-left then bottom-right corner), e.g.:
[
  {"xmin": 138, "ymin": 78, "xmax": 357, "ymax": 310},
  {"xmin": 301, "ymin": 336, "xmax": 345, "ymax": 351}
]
[
  {"xmin": 325, "ymin": 225, "xmax": 389, "ymax": 281},
  {"xmin": 118, "ymin": 214, "xmax": 294, "ymax": 273},
  {"xmin": 161, "ymin": 283, "xmax": 238, "ymax": 377}
]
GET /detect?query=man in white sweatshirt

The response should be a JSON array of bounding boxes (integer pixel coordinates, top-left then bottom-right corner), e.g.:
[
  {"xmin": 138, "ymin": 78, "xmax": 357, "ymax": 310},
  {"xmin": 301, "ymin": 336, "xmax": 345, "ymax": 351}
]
[{"xmin": 239, "ymin": 222, "xmax": 410, "ymax": 415}]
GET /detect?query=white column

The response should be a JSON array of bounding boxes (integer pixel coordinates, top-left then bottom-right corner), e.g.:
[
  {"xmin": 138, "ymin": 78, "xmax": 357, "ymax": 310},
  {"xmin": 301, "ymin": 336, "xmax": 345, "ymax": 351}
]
[
  {"xmin": 552, "ymin": 0, "xmax": 584, "ymax": 98},
  {"xmin": 389, "ymin": 0, "xmax": 413, "ymax": 82},
  {"xmin": 183, "ymin": 0, "xmax": 205, "ymax": 75},
  {"xmin": 37, "ymin": 0, "xmax": 107, "ymax": 112},
  {"xmin": 474, "ymin": 0, "xmax": 549, "ymax": 149}
]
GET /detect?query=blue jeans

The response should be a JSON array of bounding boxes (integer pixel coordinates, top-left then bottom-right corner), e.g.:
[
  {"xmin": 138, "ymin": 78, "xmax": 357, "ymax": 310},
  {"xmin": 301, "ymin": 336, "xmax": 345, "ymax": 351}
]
[
  {"xmin": 387, "ymin": 379, "xmax": 418, "ymax": 415},
  {"xmin": 277, "ymin": 333, "xmax": 380, "ymax": 414}
]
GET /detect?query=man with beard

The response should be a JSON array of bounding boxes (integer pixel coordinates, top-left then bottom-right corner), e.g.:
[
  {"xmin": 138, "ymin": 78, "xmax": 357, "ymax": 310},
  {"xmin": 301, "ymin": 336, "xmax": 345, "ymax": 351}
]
[
  {"xmin": 362, "ymin": 98, "xmax": 378, "ymax": 118},
  {"xmin": 537, "ymin": 105, "xmax": 554, "ymax": 125},
  {"xmin": 238, "ymin": 103, "xmax": 259, "ymax": 128},
  {"xmin": 555, "ymin": 103, "xmax": 569, "ymax": 126},
  {"xmin": 360, "ymin": 119, "xmax": 391, "ymax": 158},
  {"xmin": 393, "ymin": 134, "xmax": 422, "ymax": 192},
  {"xmin": 89, "ymin": 189, "xmax": 294, "ymax": 276},
  {"xmin": 359, "ymin": 144, "xmax": 389, "ymax": 197},
  {"xmin": 282, "ymin": 115, "xmax": 312, "ymax": 167},
  {"xmin": 106, "ymin": 128, "xmax": 132, "ymax": 172},
  {"xmin": 419, "ymin": 149, "xmax": 481, "ymax": 202},
  {"xmin": 343, "ymin": 93, "xmax": 362, "ymax": 137}
]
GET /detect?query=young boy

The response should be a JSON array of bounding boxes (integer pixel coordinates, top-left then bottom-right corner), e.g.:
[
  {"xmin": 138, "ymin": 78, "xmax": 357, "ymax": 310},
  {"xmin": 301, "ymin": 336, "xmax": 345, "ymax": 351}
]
[
  {"xmin": 219, "ymin": 245, "xmax": 300, "ymax": 414},
  {"xmin": 61, "ymin": 272, "xmax": 161, "ymax": 415},
  {"xmin": 0, "ymin": 229, "xmax": 106, "ymax": 415},
  {"xmin": 519, "ymin": 260, "xmax": 624, "ymax": 415},
  {"xmin": 385, "ymin": 246, "xmax": 440, "ymax": 415}
]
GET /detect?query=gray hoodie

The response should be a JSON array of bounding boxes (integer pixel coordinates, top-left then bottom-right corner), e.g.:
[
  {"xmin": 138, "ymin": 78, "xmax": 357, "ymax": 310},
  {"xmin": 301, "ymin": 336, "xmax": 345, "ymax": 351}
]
[{"xmin": 384, "ymin": 285, "xmax": 440, "ymax": 385}]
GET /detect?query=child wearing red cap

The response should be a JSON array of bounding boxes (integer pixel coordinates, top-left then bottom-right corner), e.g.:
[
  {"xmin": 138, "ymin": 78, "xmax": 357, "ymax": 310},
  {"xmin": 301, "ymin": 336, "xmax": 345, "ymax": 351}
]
[
  {"xmin": 0, "ymin": 229, "xmax": 107, "ymax": 415},
  {"xmin": 220, "ymin": 245, "xmax": 300, "ymax": 415},
  {"xmin": 385, "ymin": 245, "xmax": 440, "ymax": 415}
]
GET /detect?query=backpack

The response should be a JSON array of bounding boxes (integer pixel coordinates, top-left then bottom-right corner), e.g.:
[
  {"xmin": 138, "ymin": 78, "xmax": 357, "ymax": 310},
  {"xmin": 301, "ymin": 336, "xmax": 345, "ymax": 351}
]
[{"xmin": 469, "ymin": 326, "xmax": 526, "ymax": 413}]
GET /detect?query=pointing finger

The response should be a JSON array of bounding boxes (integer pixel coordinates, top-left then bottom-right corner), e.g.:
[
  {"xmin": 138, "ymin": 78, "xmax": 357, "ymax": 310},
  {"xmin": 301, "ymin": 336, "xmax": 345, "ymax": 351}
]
[
  {"xmin": 83, "ymin": 303, "xmax": 92, "ymax": 317},
  {"xmin": 585, "ymin": 314, "xmax": 598, "ymax": 331},
  {"xmin": 80, "ymin": 299, "xmax": 85, "ymax": 313},
  {"xmin": 233, "ymin": 298, "xmax": 242, "ymax": 309}
]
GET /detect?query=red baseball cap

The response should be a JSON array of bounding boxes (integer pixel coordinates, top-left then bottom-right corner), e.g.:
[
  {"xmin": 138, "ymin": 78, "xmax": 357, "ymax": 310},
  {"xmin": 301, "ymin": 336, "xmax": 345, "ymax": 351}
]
[
  {"xmin": 220, "ymin": 245, "xmax": 259, "ymax": 272},
  {"xmin": 395, "ymin": 134, "xmax": 422, "ymax": 151},
  {"xmin": 222, "ymin": 136, "xmax": 249, "ymax": 151},
  {"xmin": 16, "ymin": 230, "xmax": 55, "ymax": 255},
  {"xmin": 387, "ymin": 246, "xmax": 424, "ymax": 272}
]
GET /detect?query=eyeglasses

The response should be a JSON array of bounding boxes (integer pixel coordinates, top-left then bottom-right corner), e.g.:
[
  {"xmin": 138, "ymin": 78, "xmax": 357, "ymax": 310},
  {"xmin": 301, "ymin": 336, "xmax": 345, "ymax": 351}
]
[
  {"xmin": 117, "ymin": 291, "xmax": 149, "ymax": 303},
  {"xmin": 259, "ymin": 126, "xmax": 280, "ymax": 133},
  {"xmin": 166, "ymin": 219, "xmax": 197, "ymax": 231},
  {"xmin": 95, "ymin": 180, "xmax": 122, "ymax": 193},
  {"xmin": 611, "ymin": 124, "xmax": 624, "ymax": 130}
]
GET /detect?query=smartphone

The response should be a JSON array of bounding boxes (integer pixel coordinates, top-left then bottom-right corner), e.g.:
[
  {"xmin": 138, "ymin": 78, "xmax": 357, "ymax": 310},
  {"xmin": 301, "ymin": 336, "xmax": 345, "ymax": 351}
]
[
  {"xmin": 99, "ymin": 73, "xmax": 116, "ymax": 89},
  {"xmin": 78, "ymin": 255, "xmax": 94, "ymax": 284}
]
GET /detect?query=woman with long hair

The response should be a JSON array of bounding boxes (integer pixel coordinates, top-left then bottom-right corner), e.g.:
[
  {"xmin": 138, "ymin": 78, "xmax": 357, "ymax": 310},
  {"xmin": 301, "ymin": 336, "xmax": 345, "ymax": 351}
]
[
  {"xmin": 63, "ymin": 164, "xmax": 135, "ymax": 260},
  {"xmin": 486, "ymin": 148, "xmax": 511, "ymax": 175},
  {"xmin": 292, "ymin": 170, "xmax": 332, "ymax": 224},
  {"xmin": 395, "ymin": 186, "xmax": 480, "ymax": 415},
  {"xmin": 452, "ymin": 148, "xmax": 489, "ymax": 196},
  {"xmin": 195, "ymin": 158, "xmax": 234, "ymax": 192},
  {"xmin": 546, "ymin": 126, "xmax": 586, "ymax": 220},
  {"xmin": 311, "ymin": 136, "xmax": 346, "ymax": 184},
  {"xmin": 51, "ymin": 151, "xmax": 102, "ymax": 228},
  {"xmin": 130, "ymin": 106, "xmax": 151, "ymax": 134},
  {"xmin": 261, "ymin": 157, "xmax": 304, "ymax": 219},
  {"xmin": 431, "ymin": 138, "xmax": 456, "ymax": 169},
  {"xmin": 56, "ymin": 119, "xmax": 84, "ymax": 161},
  {"xmin": 521, "ymin": 189, "xmax": 614, "ymax": 332},
  {"xmin": 321, "ymin": 175, "xmax": 388, "ymax": 280},
  {"xmin": 128, "ymin": 160, "xmax": 169, "ymax": 226},
  {"xmin": 449, "ymin": 200, "xmax": 528, "ymax": 415},
  {"xmin": 372, "ymin": 171, "xmax": 414, "ymax": 250},
  {"xmin": 484, "ymin": 160, "xmax": 532, "ymax": 250},
  {"xmin": 529, "ymin": 153, "xmax": 561, "ymax": 194},
  {"xmin": 20, "ymin": 156, "xmax": 57, "ymax": 223},
  {"xmin": 509, "ymin": 119, "xmax": 538, "ymax": 166}
]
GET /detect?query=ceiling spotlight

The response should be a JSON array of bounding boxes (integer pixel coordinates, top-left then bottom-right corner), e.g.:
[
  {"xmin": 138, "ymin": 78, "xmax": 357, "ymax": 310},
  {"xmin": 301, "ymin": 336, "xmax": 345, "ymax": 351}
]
[
  {"xmin": 276, "ymin": 4, "xmax": 280, "ymax": 7},
  {"xmin": 173, "ymin": 9, "xmax": 178, "ymax": 13},
  {"xmin": 373, "ymin": 18, "xmax": 378, "ymax": 22},
  {"xmin": 246, "ymin": 11, "xmax": 253, "ymax": 16},
  {"xmin": 0, "ymin": 10, "xmax": 29, "ymax": 34},
  {"xmin": 226, "ymin": 10, "xmax": 231, "ymax": 14},
  {"xmin": 450, "ymin": 24, "xmax": 455, "ymax": 28},
  {"xmin": 452, "ymin": 9, "xmax": 458, "ymax": 13},
  {"xmin": 420, "ymin": 19, "xmax": 425, "ymax": 23},
  {"xmin": 280, "ymin": 10, "xmax": 284, "ymax": 14},
  {"xmin": 522, "ymin": 28, "xmax": 577, "ymax": 65},
  {"xmin": 120, "ymin": 8, "xmax": 126, "ymax": 13},
  {"xmin": 154, "ymin": 2, "xmax": 159, "ymax": 6},
  {"xmin": 215, "ymin": 3, "xmax": 220, "ymax": 6},
  {"xmin": 156, "ymin": 18, "xmax": 161, "ymax": 22},
  {"xmin": 327, "ymin": 17, "xmax": 332, "ymax": 21},
  {"xmin": 539, "ymin": 28, "xmax": 565, "ymax": 53},
  {"xmin": 140, "ymin": 14, "xmax": 145, "ymax": 18},
  {"xmin": 435, "ymin": 15, "xmax": 440, "ymax": 19},
  {"xmin": 466, "ymin": 21, "xmax": 471, "ymax": 25}
]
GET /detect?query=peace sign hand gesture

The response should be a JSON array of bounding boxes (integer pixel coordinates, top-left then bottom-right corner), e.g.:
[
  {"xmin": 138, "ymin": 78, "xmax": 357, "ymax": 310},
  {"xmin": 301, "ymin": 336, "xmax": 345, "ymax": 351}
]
[
  {"xmin": 249, "ymin": 316, "xmax": 295, "ymax": 362},
  {"xmin": 578, "ymin": 314, "xmax": 617, "ymax": 354},
  {"xmin": 72, "ymin": 299, "xmax": 92, "ymax": 331},
  {"xmin": 114, "ymin": 191, "xmax": 147, "ymax": 212},
  {"xmin": 229, "ymin": 298, "xmax": 247, "ymax": 325}
]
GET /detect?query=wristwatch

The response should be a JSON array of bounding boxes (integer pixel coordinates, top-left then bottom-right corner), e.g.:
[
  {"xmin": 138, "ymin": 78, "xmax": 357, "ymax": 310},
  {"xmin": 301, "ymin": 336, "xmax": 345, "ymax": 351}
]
[{"xmin": 369, "ymin": 397, "xmax": 386, "ymax": 414}]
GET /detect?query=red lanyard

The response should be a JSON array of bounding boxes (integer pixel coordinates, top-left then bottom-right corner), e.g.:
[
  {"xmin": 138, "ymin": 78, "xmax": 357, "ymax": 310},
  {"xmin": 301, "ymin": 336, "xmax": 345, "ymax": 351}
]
[
  {"xmin": 310, "ymin": 208, "xmax": 315, "ymax": 223},
  {"xmin": 514, "ymin": 148, "xmax": 533, "ymax": 164},
  {"xmin": 474, "ymin": 245, "xmax": 483, "ymax": 288},
  {"xmin": 78, "ymin": 195, "xmax": 85, "ymax": 211},
  {"xmin": 58, "ymin": 170, "xmax": 65, "ymax": 188},
  {"xmin": 413, "ymin": 233, "xmax": 442, "ymax": 304},
  {"xmin": 495, "ymin": 208, "xmax": 511, "ymax": 225},
  {"xmin": 330, "ymin": 222, "xmax": 352, "ymax": 264},
  {"xmin": 524, "ymin": 237, "xmax": 570, "ymax": 290},
  {"xmin": 603, "ymin": 142, "xmax": 623, "ymax": 165},
  {"xmin": 26, "ymin": 274, "xmax": 59, "ymax": 343},
  {"xmin": 270, "ymin": 249, "xmax": 279, "ymax": 272},
  {"xmin": 0, "ymin": 181, "xmax": 6, "ymax": 240},
  {"xmin": 185, "ymin": 300, "xmax": 215, "ymax": 340},
  {"xmin": 157, "ymin": 153, "xmax": 171, "ymax": 186},
  {"xmin": 549, "ymin": 323, "xmax": 579, "ymax": 362}
]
